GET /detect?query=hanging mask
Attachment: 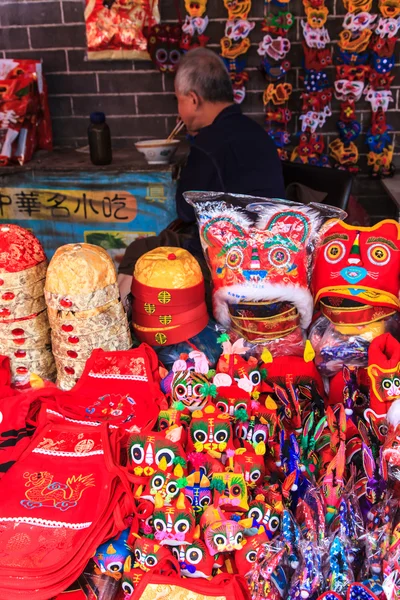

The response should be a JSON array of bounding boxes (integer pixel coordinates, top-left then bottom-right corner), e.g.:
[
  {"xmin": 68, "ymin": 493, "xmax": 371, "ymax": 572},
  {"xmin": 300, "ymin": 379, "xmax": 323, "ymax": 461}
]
[
  {"xmin": 343, "ymin": 0, "xmax": 373, "ymax": 11},
  {"xmin": 371, "ymin": 35, "xmax": 397, "ymax": 56},
  {"xmin": 263, "ymin": 11, "xmax": 294, "ymax": 35},
  {"xmin": 299, "ymin": 107, "xmax": 332, "ymax": 133},
  {"xmin": 230, "ymin": 70, "xmax": 249, "ymax": 104},
  {"xmin": 184, "ymin": 471, "xmax": 212, "ymax": 516},
  {"xmin": 171, "ymin": 540, "xmax": 214, "ymax": 579},
  {"xmin": 265, "ymin": 107, "xmax": 292, "ymax": 124},
  {"xmin": 364, "ymin": 86, "xmax": 394, "ymax": 112},
  {"xmin": 235, "ymin": 529, "xmax": 270, "ymax": 577},
  {"xmin": 146, "ymin": 24, "xmax": 182, "ymax": 73},
  {"xmin": 185, "ymin": 0, "xmax": 208, "ymax": 18},
  {"xmin": 258, "ymin": 35, "xmax": 291, "ymax": 61},
  {"xmin": 366, "ymin": 130, "xmax": 393, "ymax": 153},
  {"xmin": 225, "ymin": 18, "xmax": 255, "ymax": 41},
  {"xmin": 301, "ymin": 21, "xmax": 330, "ymax": 48},
  {"xmin": 187, "ymin": 403, "xmax": 234, "ymax": 455},
  {"xmin": 334, "ymin": 79, "xmax": 364, "ymax": 101},
  {"xmin": 329, "ymin": 139, "xmax": 359, "ymax": 166},
  {"xmin": 261, "ymin": 59, "xmax": 291, "ymax": 82},
  {"xmin": 132, "ymin": 536, "xmax": 172, "ymax": 572},
  {"xmin": 337, "ymin": 49, "xmax": 369, "ymax": 65},
  {"xmin": 301, "ymin": 89, "xmax": 332, "ymax": 112},
  {"xmin": 379, "ymin": 0, "xmax": 400, "ymax": 18},
  {"xmin": 128, "ymin": 431, "xmax": 187, "ymax": 478},
  {"xmin": 305, "ymin": 6, "xmax": 329, "ymax": 28},
  {"xmin": 303, "ymin": 44, "xmax": 332, "ymax": 70},
  {"xmin": 94, "ymin": 528, "xmax": 131, "ymax": 580},
  {"xmin": 368, "ymin": 70, "xmax": 394, "ymax": 90},
  {"xmin": 223, "ymin": 0, "xmax": 252, "ymax": 19},
  {"xmin": 153, "ymin": 493, "xmax": 197, "ymax": 546},
  {"xmin": 375, "ymin": 16, "xmax": 400, "ymax": 37},
  {"xmin": 337, "ymin": 119, "xmax": 362, "ymax": 143},
  {"xmin": 211, "ymin": 470, "xmax": 249, "ymax": 512},
  {"xmin": 371, "ymin": 108, "xmax": 388, "ymax": 135},
  {"xmin": 263, "ymin": 82, "xmax": 293, "ymax": 104},
  {"xmin": 303, "ymin": 69, "xmax": 331, "ymax": 92},
  {"xmin": 150, "ymin": 471, "xmax": 182, "ymax": 504},
  {"xmin": 342, "ymin": 11, "xmax": 377, "ymax": 31},
  {"xmin": 371, "ymin": 53, "xmax": 395, "ymax": 74},
  {"xmin": 247, "ymin": 499, "xmax": 281, "ymax": 539},
  {"xmin": 336, "ymin": 64, "xmax": 368, "ymax": 81},
  {"xmin": 338, "ymin": 29, "xmax": 372, "ymax": 53},
  {"xmin": 268, "ymin": 128, "xmax": 291, "ymax": 147},
  {"xmin": 220, "ymin": 36, "xmax": 251, "ymax": 60}
]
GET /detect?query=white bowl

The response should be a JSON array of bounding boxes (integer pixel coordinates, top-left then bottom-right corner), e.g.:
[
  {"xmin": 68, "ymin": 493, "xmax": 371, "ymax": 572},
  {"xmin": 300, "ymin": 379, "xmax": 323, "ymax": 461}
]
[{"xmin": 135, "ymin": 139, "xmax": 180, "ymax": 165}]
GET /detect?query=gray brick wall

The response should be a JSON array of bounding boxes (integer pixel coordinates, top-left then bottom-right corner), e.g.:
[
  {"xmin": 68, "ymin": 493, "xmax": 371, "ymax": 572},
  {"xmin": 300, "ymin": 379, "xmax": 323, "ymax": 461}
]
[{"xmin": 0, "ymin": 0, "xmax": 398, "ymax": 218}]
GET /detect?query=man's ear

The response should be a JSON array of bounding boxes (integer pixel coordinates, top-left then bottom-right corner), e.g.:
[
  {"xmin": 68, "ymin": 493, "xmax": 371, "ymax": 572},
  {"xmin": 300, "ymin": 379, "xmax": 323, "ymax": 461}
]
[{"xmin": 188, "ymin": 90, "xmax": 202, "ymax": 109}]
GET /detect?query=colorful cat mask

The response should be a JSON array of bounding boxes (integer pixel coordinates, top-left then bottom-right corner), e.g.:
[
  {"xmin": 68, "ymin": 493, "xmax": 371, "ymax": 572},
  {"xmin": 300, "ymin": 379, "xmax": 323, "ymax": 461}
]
[
  {"xmin": 187, "ymin": 403, "xmax": 234, "ymax": 456},
  {"xmin": 211, "ymin": 471, "xmax": 249, "ymax": 512},
  {"xmin": 153, "ymin": 493, "xmax": 197, "ymax": 546},
  {"xmin": 247, "ymin": 499, "xmax": 281, "ymax": 539},
  {"xmin": 313, "ymin": 220, "xmax": 400, "ymax": 320},
  {"xmin": 128, "ymin": 431, "xmax": 187, "ymax": 479},
  {"xmin": 150, "ymin": 471, "xmax": 182, "ymax": 504},
  {"xmin": 183, "ymin": 471, "xmax": 212, "ymax": 517},
  {"xmin": 234, "ymin": 451, "xmax": 266, "ymax": 487},
  {"xmin": 161, "ymin": 352, "xmax": 211, "ymax": 413},
  {"xmin": 204, "ymin": 515, "xmax": 246, "ymax": 556},
  {"xmin": 235, "ymin": 528, "xmax": 270, "ymax": 576},
  {"xmin": 171, "ymin": 540, "xmax": 214, "ymax": 579},
  {"xmin": 93, "ymin": 528, "xmax": 131, "ymax": 580},
  {"xmin": 368, "ymin": 333, "xmax": 400, "ymax": 417},
  {"xmin": 132, "ymin": 536, "xmax": 172, "ymax": 572},
  {"xmin": 184, "ymin": 193, "xmax": 341, "ymax": 330}
]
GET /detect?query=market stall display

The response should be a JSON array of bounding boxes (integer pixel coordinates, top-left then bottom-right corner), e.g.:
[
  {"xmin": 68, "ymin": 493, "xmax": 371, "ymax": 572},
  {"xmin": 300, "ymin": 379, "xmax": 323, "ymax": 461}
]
[{"xmin": 0, "ymin": 191, "xmax": 399, "ymax": 600}]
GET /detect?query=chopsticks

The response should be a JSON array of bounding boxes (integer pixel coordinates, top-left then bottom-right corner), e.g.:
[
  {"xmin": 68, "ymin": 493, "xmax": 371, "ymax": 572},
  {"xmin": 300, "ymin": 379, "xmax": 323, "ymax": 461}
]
[{"xmin": 167, "ymin": 120, "xmax": 185, "ymax": 141}]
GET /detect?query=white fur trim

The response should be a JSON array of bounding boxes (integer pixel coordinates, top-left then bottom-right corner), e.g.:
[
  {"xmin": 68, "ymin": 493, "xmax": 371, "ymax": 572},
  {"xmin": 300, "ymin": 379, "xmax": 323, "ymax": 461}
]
[
  {"xmin": 386, "ymin": 399, "xmax": 400, "ymax": 427},
  {"xmin": 213, "ymin": 283, "xmax": 313, "ymax": 329}
]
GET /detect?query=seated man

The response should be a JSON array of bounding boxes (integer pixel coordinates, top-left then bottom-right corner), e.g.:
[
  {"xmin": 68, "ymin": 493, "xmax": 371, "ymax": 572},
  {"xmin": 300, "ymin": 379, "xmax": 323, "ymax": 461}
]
[{"xmin": 118, "ymin": 47, "xmax": 285, "ymax": 302}]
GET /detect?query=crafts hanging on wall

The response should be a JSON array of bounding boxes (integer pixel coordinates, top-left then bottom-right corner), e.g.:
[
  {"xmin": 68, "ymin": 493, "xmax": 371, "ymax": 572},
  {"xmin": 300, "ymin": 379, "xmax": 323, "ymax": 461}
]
[
  {"xmin": 364, "ymin": 4, "xmax": 397, "ymax": 178},
  {"xmin": 291, "ymin": 0, "xmax": 332, "ymax": 167},
  {"xmin": 259, "ymin": 0, "xmax": 295, "ymax": 160},
  {"xmin": 328, "ymin": 0, "xmax": 374, "ymax": 172},
  {"xmin": 220, "ymin": 0, "xmax": 255, "ymax": 104},
  {"xmin": 84, "ymin": 0, "xmax": 160, "ymax": 61},
  {"xmin": 180, "ymin": 0, "xmax": 210, "ymax": 52}
]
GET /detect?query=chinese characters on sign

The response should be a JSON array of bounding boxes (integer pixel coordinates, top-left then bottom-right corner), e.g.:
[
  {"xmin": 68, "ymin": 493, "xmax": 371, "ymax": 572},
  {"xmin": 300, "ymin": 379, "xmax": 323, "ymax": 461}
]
[{"xmin": 0, "ymin": 188, "xmax": 138, "ymax": 223}]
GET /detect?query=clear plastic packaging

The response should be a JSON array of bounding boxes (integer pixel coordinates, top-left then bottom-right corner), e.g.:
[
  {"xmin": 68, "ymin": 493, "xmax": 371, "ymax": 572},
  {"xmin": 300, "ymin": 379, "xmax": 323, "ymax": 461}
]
[{"xmin": 184, "ymin": 192, "xmax": 345, "ymax": 344}]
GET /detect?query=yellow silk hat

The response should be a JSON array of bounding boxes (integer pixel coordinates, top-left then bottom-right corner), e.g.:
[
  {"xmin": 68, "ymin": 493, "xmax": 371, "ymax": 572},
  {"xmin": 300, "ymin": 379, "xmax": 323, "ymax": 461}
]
[{"xmin": 131, "ymin": 247, "xmax": 208, "ymax": 346}]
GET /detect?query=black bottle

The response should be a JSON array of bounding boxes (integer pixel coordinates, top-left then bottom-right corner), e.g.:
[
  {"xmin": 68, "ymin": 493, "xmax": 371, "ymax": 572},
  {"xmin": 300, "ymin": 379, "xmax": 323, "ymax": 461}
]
[{"xmin": 88, "ymin": 112, "xmax": 112, "ymax": 166}]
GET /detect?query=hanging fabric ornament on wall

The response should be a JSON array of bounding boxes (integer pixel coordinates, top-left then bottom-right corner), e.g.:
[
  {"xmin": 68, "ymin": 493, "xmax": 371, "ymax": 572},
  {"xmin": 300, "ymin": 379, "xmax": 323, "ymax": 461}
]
[
  {"xmin": 85, "ymin": 0, "xmax": 160, "ymax": 60},
  {"xmin": 259, "ymin": 0, "xmax": 295, "ymax": 160},
  {"xmin": 291, "ymin": 0, "xmax": 332, "ymax": 166},
  {"xmin": 220, "ymin": 0, "xmax": 255, "ymax": 104},
  {"xmin": 180, "ymin": 0, "xmax": 210, "ymax": 52},
  {"xmin": 364, "ymin": 4, "xmax": 397, "ymax": 178}
]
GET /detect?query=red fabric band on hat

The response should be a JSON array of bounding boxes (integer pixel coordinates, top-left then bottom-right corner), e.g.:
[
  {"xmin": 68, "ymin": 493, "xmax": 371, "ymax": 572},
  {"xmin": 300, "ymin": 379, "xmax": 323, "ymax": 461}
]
[
  {"xmin": 133, "ymin": 302, "xmax": 208, "ymax": 328},
  {"xmin": 131, "ymin": 279, "xmax": 205, "ymax": 308},
  {"xmin": 133, "ymin": 313, "xmax": 209, "ymax": 346}
]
